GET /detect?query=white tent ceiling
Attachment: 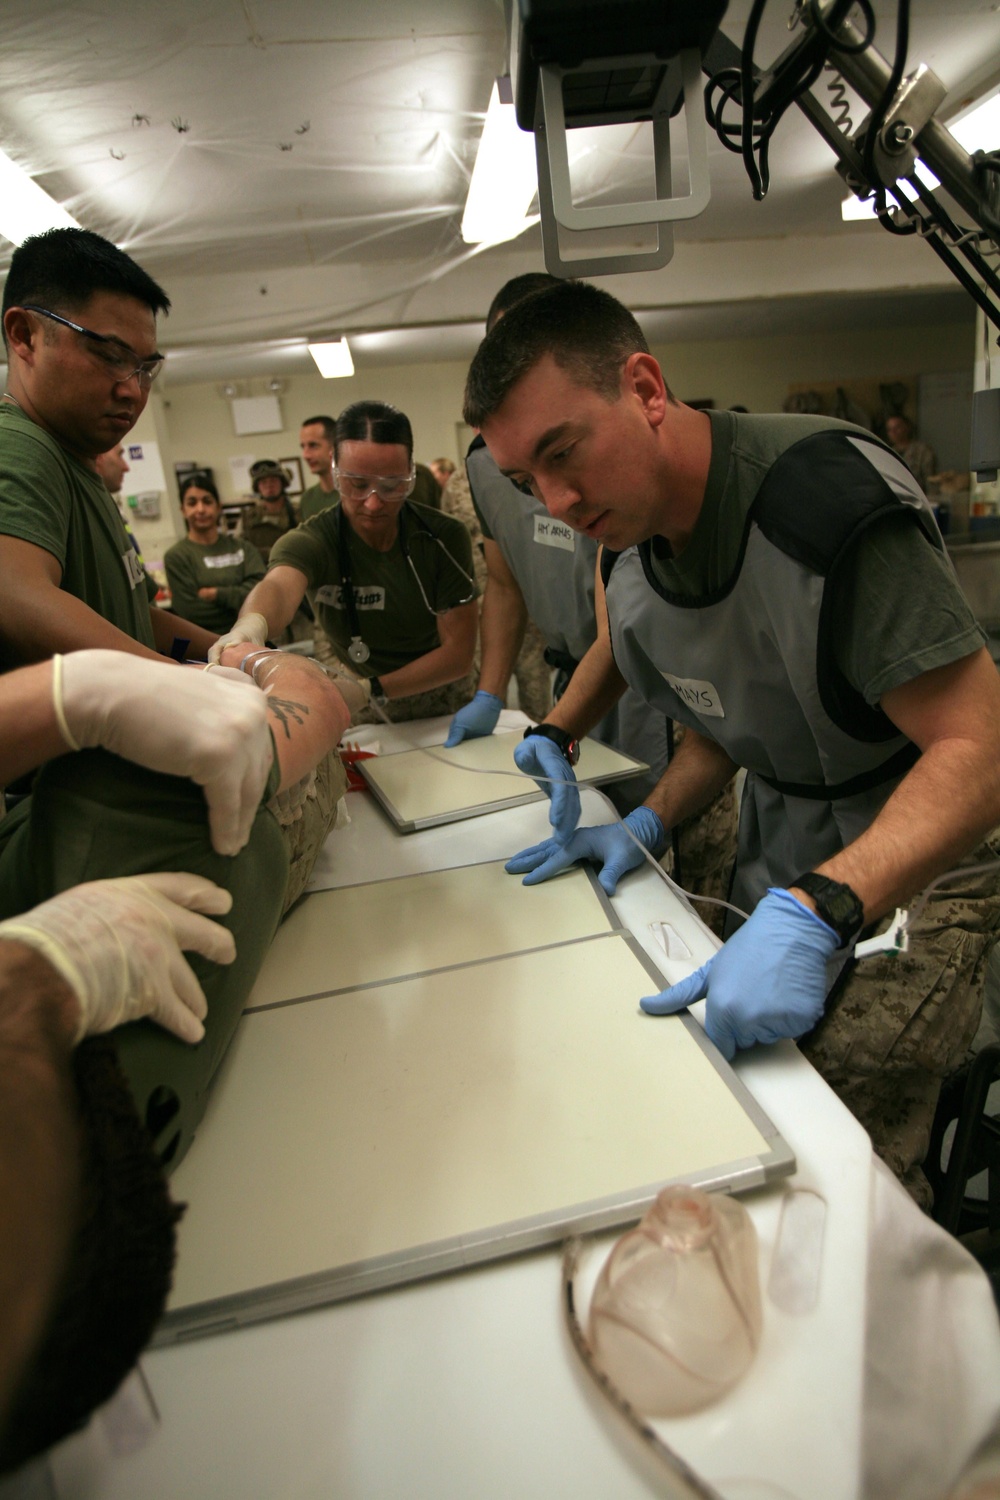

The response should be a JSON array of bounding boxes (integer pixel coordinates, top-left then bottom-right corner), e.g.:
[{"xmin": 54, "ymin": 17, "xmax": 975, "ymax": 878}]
[{"xmin": 0, "ymin": 0, "xmax": 996, "ymax": 385}]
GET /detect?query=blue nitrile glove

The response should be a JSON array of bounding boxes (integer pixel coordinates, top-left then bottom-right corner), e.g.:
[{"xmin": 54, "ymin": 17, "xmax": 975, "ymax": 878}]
[
  {"xmin": 443, "ymin": 690, "xmax": 504, "ymax": 747},
  {"xmin": 505, "ymin": 807, "xmax": 666, "ymax": 896},
  {"xmin": 512, "ymin": 733, "xmax": 581, "ymax": 844},
  {"xmin": 640, "ymin": 887, "xmax": 841, "ymax": 1061}
]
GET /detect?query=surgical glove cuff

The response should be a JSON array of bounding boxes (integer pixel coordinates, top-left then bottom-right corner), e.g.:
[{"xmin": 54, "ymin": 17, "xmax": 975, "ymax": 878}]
[
  {"xmin": 768, "ymin": 886, "xmax": 844, "ymax": 946},
  {"xmin": 623, "ymin": 806, "xmax": 667, "ymax": 858}
]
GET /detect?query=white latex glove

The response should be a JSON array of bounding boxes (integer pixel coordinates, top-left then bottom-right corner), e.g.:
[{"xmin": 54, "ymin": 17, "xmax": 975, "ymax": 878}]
[
  {"xmin": 55, "ymin": 651, "xmax": 274, "ymax": 857},
  {"xmin": 323, "ymin": 665, "xmax": 372, "ymax": 721},
  {"xmin": 206, "ymin": 611, "xmax": 269, "ymax": 664},
  {"xmin": 0, "ymin": 873, "xmax": 236, "ymax": 1044}
]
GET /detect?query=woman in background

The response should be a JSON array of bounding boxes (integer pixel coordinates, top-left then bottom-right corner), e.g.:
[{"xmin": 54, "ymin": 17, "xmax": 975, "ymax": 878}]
[{"xmin": 164, "ymin": 474, "xmax": 265, "ymax": 635}]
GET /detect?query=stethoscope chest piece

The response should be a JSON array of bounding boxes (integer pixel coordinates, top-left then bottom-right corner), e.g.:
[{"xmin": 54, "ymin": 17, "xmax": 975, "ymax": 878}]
[{"xmin": 348, "ymin": 636, "xmax": 370, "ymax": 665}]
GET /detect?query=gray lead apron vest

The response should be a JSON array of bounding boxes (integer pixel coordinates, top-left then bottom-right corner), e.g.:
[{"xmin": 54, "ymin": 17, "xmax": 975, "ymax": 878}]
[
  {"xmin": 602, "ymin": 429, "xmax": 941, "ymax": 925},
  {"xmin": 467, "ymin": 437, "xmax": 669, "ymax": 802}
]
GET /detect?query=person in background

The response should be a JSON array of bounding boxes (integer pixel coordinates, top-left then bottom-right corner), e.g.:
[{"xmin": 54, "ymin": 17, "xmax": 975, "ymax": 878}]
[
  {"xmin": 885, "ymin": 413, "xmax": 937, "ymax": 493},
  {"xmin": 241, "ymin": 459, "xmax": 298, "ymax": 564},
  {"xmin": 429, "ymin": 456, "xmax": 456, "ymax": 494},
  {"xmin": 299, "ymin": 415, "xmax": 338, "ymax": 522},
  {"xmin": 165, "ymin": 473, "xmax": 265, "ymax": 635},
  {"xmin": 213, "ymin": 400, "xmax": 479, "ymax": 723},
  {"xmin": 0, "ymin": 227, "xmax": 218, "ymax": 666},
  {"xmin": 438, "ymin": 449, "xmax": 552, "ymax": 724},
  {"xmin": 95, "ymin": 441, "xmax": 161, "ymax": 609},
  {"xmin": 94, "ymin": 442, "xmax": 129, "ymax": 496},
  {"xmin": 410, "ymin": 459, "xmax": 444, "ymax": 510}
]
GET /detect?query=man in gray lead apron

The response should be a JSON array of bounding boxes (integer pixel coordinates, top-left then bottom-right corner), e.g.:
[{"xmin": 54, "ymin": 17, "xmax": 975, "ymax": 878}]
[
  {"xmin": 463, "ymin": 278, "xmax": 1000, "ymax": 1204},
  {"xmin": 446, "ymin": 276, "xmax": 736, "ymax": 913}
]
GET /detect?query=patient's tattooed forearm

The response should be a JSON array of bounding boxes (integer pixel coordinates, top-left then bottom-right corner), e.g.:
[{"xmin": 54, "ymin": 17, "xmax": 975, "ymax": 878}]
[{"xmin": 267, "ymin": 696, "xmax": 310, "ymax": 739}]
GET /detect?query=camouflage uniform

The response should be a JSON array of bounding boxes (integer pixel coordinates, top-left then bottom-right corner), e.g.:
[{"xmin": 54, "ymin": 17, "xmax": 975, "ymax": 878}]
[
  {"xmin": 440, "ymin": 467, "xmax": 552, "ymax": 722},
  {"xmin": 801, "ymin": 829, "xmax": 1000, "ymax": 1207},
  {"xmin": 321, "ymin": 659, "xmax": 477, "ymax": 726},
  {"xmin": 275, "ymin": 748, "xmax": 348, "ymax": 913}
]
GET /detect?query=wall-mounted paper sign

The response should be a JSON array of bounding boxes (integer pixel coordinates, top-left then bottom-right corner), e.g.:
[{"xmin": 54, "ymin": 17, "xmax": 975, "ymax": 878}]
[{"xmin": 123, "ymin": 440, "xmax": 167, "ymax": 495}]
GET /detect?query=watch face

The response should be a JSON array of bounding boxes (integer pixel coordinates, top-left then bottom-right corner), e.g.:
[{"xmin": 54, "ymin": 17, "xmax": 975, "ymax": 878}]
[{"xmin": 795, "ymin": 874, "xmax": 864, "ymax": 944}]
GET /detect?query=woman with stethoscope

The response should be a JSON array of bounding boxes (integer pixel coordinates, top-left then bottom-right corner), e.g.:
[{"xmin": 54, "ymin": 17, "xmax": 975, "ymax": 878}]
[{"xmin": 212, "ymin": 400, "xmax": 479, "ymax": 722}]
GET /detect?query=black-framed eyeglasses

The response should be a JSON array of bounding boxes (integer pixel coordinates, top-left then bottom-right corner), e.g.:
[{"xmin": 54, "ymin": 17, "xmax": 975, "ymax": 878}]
[{"xmin": 22, "ymin": 305, "xmax": 164, "ymax": 389}]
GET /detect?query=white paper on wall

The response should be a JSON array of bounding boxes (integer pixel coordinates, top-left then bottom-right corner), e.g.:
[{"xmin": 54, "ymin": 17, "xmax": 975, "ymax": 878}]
[
  {"xmin": 123, "ymin": 439, "xmax": 167, "ymax": 495},
  {"xmin": 228, "ymin": 454, "xmax": 258, "ymax": 495}
]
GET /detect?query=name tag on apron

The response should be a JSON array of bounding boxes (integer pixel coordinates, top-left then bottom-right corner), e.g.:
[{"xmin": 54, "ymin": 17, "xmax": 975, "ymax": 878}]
[
  {"xmin": 533, "ymin": 514, "xmax": 575, "ymax": 552},
  {"xmin": 661, "ymin": 672, "xmax": 725, "ymax": 718}
]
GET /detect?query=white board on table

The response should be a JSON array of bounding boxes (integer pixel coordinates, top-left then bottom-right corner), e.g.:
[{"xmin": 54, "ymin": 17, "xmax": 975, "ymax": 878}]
[
  {"xmin": 358, "ymin": 729, "xmax": 646, "ymax": 832},
  {"xmin": 157, "ymin": 865, "xmax": 793, "ymax": 1344}
]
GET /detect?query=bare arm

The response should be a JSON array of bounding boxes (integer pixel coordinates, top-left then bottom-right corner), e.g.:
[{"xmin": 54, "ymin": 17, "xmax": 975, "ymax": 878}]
[
  {"xmin": 0, "ymin": 945, "xmax": 79, "ymax": 1430},
  {"xmin": 379, "ymin": 599, "xmax": 478, "ymax": 701},
  {"xmin": 0, "ymin": 536, "xmax": 164, "ymax": 664},
  {"xmin": 218, "ymin": 645, "xmax": 351, "ymax": 790},
  {"xmin": 476, "ymin": 540, "xmax": 529, "ymax": 699},
  {"xmin": 149, "ymin": 606, "xmax": 219, "ymax": 663},
  {"xmin": 802, "ymin": 647, "xmax": 1000, "ymax": 923},
  {"xmin": 642, "ymin": 726, "xmax": 739, "ymax": 831},
  {"xmin": 239, "ymin": 566, "xmax": 308, "ymax": 638},
  {"xmin": 545, "ymin": 557, "xmax": 628, "ymax": 735}
]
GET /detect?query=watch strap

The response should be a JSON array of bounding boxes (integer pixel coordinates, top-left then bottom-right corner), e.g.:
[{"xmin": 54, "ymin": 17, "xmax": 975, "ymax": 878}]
[
  {"xmin": 791, "ymin": 872, "xmax": 865, "ymax": 947},
  {"xmin": 523, "ymin": 722, "xmax": 580, "ymax": 767}
]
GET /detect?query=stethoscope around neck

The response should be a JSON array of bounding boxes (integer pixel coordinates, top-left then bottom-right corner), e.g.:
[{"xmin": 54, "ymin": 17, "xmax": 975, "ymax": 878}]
[{"xmin": 338, "ymin": 501, "xmax": 476, "ymax": 666}]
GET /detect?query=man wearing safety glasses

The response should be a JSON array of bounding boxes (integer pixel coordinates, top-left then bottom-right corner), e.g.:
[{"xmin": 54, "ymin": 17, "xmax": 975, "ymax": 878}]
[
  {"xmin": 0, "ymin": 228, "xmax": 221, "ymax": 668},
  {"xmin": 215, "ymin": 399, "xmax": 480, "ymax": 722}
]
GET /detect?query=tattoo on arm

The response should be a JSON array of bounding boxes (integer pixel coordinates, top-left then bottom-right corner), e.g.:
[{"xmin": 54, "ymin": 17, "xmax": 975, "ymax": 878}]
[{"xmin": 266, "ymin": 695, "xmax": 311, "ymax": 740}]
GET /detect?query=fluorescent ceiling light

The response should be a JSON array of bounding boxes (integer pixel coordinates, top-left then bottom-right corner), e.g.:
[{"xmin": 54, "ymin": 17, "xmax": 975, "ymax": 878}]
[
  {"xmin": 308, "ymin": 339, "xmax": 354, "ymax": 378},
  {"xmin": 0, "ymin": 148, "xmax": 80, "ymax": 245},
  {"xmin": 462, "ymin": 80, "xmax": 538, "ymax": 246},
  {"xmin": 949, "ymin": 89, "xmax": 1000, "ymax": 153}
]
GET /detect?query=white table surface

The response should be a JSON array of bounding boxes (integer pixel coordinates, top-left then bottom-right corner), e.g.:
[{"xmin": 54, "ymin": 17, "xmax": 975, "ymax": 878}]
[{"xmin": 37, "ymin": 716, "xmax": 1000, "ymax": 1500}]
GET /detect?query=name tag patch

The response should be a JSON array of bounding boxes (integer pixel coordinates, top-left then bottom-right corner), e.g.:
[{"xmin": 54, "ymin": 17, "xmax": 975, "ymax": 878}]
[
  {"xmin": 204, "ymin": 550, "xmax": 244, "ymax": 569},
  {"xmin": 533, "ymin": 514, "xmax": 575, "ymax": 552},
  {"xmin": 122, "ymin": 548, "xmax": 145, "ymax": 589},
  {"xmin": 661, "ymin": 672, "xmax": 725, "ymax": 718},
  {"xmin": 315, "ymin": 583, "xmax": 386, "ymax": 611}
]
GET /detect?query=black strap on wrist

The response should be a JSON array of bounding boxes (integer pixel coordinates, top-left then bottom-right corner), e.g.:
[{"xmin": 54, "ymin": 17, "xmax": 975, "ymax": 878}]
[
  {"xmin": 791, "ymin": 871, "xmax": 865, "ymax": 947},
  {"xmin": 369, "ymin": 675, "xmax": 387, "ymax": 704},
  {"xmin": 523, "ymin": 722, "xmax": 580, "ymax": 767}
]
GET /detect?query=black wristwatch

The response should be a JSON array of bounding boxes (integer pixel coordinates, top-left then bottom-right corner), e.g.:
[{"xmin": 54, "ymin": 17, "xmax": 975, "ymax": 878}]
[
  {"xmin": 368, "ymin": 675, "xmax": 388, "ymax": 705},
  {"xmin": 791, "ymin": 872, "xmax": 865, "ymax": 948},
  {"xmin": 523, "ymin": 722, "xmax": 580, "ymax": 767}
]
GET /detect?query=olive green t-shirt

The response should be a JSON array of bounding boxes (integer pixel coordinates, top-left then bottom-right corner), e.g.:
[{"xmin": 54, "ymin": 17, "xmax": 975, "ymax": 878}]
[
  {"xmin": 0, "ymin": 402, "xmax": 156, "ymax": 657},
  {"xmin": 164, "ymin": 534, "xmax": 266, "ymax": 634},
  {"xmin": 299, "ymin": 482, "xmax": 337, "ymax": 524},
  {"xmin": 645, "ymin": 409, "xmax": 983, "ymax": 706},
  {"xmin": 269, "ymin": 500, "xmax": 477, "ymax": 676}
]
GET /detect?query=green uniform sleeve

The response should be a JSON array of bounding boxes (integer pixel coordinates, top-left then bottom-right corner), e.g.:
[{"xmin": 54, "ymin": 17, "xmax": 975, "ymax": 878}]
[
  {"xmin": 833, "ymin": 512, "xmax": 985, "ymax": 704},
  {"xmin": 0, "ymin": 415, "xmax": 75, "ymax": 567},
  {"xmin": 268, "ymin": 513, "xmax": 336, "ymax": 587}
]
